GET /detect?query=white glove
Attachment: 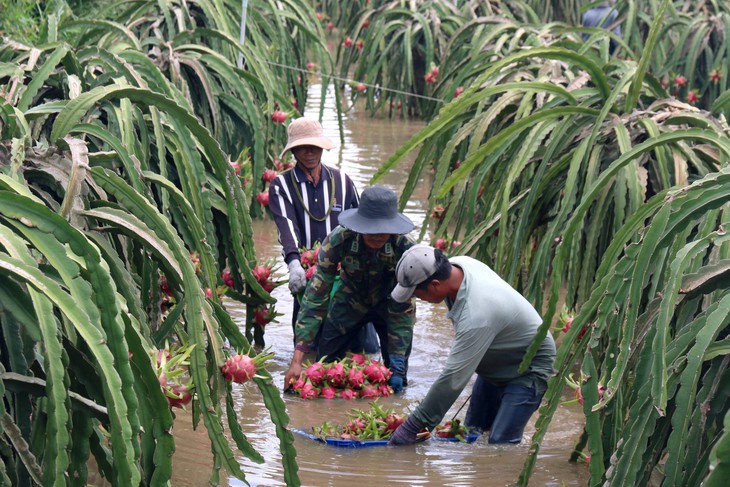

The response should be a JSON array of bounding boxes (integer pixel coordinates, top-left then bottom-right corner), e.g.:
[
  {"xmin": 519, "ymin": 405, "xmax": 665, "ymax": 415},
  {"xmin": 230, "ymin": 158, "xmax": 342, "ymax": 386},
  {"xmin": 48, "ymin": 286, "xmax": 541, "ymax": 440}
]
[{"xmin": 287, "ymin": 260, "xmax": 307, "ymax": 294}]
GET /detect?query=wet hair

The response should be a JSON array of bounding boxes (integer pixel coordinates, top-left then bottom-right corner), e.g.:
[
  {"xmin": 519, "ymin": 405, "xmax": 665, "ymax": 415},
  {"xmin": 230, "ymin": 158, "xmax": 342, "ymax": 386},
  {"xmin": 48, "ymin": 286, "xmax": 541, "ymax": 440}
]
[{"xmin": 415, "ymin": 249, "xmax": 452, "ymax": 290}]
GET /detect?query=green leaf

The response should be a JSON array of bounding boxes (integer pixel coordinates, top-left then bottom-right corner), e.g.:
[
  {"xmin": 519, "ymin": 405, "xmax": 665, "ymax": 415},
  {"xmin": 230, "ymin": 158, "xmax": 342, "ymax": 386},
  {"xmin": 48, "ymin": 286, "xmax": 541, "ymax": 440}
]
[
  {"xmin": 625, "ymin": 0, "xmax": 671, "ymax": 112},
  {"xmin": 0, "ymin": 253, "xmax": 136, "ymax": 485},
  {"xmin": 17, "ymin": 45, "xmax": 69, "ymax": 112}
]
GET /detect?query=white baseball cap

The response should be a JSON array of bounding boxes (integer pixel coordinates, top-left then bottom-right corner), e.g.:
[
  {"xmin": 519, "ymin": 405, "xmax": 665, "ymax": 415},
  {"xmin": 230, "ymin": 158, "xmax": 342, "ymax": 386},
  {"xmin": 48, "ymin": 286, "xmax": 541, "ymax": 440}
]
[{"xmin": 391, "ymin": 244, "xmax": 438, "ymax": 302}]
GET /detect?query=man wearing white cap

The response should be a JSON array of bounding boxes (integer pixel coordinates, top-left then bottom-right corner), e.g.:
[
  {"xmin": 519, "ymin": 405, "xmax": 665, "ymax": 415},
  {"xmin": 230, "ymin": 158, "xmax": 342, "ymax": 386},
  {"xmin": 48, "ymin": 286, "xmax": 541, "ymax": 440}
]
[
  {"xmin": 388, "ymin": 245, "xmax": 556, "ymax": 445},
  {"xmin": 283, "ymin": 186, "xmax": 417, "ymax": 393},
  {"xmin": 268, "ymin": 118, "xmax": 359, "ymax": 340}
]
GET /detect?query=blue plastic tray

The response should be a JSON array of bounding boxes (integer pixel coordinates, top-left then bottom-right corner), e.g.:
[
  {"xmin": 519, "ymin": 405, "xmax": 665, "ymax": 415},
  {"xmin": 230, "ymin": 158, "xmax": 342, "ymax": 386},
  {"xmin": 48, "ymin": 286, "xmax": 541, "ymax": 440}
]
[
  {"xmin": 291, "ymin": 428, "xmax": 390, "ymax": 448},
  {"xmin": 432, "ymin": 432, "xmax": 480, "ymax": 443},
  {"xmin": 292, "ymin": 428, "xmax": 477, "ymax": 447}
]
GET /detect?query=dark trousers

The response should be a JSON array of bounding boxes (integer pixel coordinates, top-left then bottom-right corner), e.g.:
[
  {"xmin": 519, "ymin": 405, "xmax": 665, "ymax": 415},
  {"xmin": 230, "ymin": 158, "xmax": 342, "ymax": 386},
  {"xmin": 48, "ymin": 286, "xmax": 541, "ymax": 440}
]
[
  {"xmin": 292, "ymin": 297, "xmax": 380, "ymax": 356},
  {"xmin": 316, "ymin": 310, "xmax": 410, "ymax": 375},
  {"xmin": 464, "ymin": 376, "xmax": 544, "ymax": 444}
]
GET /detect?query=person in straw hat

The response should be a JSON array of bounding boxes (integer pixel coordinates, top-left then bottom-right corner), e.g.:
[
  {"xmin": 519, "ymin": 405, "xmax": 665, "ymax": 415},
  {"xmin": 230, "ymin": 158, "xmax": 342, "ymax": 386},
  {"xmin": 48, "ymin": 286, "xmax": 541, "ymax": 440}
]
[
  {"xmin": 387, "ymin": 245, "xmax": 555, "ymax": 445},
  {"xmin": 283, "ymin": 186, "xmax": 417, "ymax": 394},
  {"xmin": 268, "ymin": 117, "xmax": 360, "ymax": 341}
]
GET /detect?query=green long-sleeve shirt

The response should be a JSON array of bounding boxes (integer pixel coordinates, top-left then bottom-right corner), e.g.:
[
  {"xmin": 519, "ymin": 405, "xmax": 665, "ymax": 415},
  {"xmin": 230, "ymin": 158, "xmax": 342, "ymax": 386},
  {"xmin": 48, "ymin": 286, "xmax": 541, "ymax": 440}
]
[
  {"xmin": 294, "ymin": 226, "xmax": 415, "ymax": 355},
  {"xmin": 411, "ymin": 256, "xmax": 556, "ymax": 430}
]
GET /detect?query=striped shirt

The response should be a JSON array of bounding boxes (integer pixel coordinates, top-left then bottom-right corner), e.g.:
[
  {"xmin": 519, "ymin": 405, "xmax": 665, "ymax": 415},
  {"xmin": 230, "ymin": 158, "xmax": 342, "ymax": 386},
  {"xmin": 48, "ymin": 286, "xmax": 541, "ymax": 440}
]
[{"xmin": 268, "ymin": 164, "xmax": 359, "ymax": 264}]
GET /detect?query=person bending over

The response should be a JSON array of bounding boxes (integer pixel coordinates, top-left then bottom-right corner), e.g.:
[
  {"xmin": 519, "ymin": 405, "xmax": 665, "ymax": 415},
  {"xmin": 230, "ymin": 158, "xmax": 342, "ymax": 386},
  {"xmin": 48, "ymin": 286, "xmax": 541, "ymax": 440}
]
[{"xmin": 388, "ymin": 245, "xmax": 555, "ymax": 445}]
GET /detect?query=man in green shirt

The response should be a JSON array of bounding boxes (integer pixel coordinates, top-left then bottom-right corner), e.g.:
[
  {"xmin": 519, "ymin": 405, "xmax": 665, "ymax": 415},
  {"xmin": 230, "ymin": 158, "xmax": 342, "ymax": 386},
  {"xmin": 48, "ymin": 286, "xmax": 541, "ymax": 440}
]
[
  {"xmin": 388, "ymin": 245, "xmax": 556, "ymax": 445},
  {"xmin": 283, "ymin": 187, "xmax": 416, "ymax": 393}
]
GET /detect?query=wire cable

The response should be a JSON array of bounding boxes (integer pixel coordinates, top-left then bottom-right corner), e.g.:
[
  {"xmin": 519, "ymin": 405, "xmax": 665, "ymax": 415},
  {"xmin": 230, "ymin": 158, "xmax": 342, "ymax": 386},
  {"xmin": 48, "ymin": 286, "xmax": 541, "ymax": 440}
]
[{"xmin": 262, "ymin": 59, "xmax": 447, "ymax": 104}]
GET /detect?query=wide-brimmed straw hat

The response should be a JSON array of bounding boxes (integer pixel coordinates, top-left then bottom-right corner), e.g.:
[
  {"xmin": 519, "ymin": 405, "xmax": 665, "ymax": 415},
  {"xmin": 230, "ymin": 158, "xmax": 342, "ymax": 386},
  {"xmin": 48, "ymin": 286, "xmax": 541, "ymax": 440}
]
[
  {"xmin": 279, "ymin": 118, "xmax": 336, "ymax": 159},
  {"xmin": 338, "ymin": 186, "xmax": 414, "ymax": 235}
]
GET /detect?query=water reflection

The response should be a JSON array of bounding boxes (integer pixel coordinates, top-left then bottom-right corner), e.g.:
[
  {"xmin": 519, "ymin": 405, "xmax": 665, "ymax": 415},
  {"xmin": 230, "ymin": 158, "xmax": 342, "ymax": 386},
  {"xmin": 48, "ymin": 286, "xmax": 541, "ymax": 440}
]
[{"xmin": 169, "ymin": 85, "xmax": 587, "ymax": 486}]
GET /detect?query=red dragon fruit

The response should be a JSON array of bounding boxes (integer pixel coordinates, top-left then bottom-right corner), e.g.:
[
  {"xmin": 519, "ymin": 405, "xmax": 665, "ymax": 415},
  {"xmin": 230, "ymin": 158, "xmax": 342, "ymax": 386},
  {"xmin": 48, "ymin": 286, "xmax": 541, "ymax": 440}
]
[
  {"xmin": 349, "ymin": 353, "xmax": 366, "ymax": 366},
  {"xmin": 221, "ymin": 349, "xmax": 273, "ymax": 384},
  {"xmin": 221, "ymin": 270, "xmax": 235, "ymax": 288},
  {"xmin": 346, "ymin": 418, "xmax": 366, "ymax": 433},
  {"xmin": 305, "ymin": 265, "xmax": 317, "ymax": 280},
  {"xmin": 431, "ymin": 204, "xmax": 445, "ymax": 219},
  {"xmin": 379, "ymin": 362, "xmax": 392, "ymax": 381},
  {"xmin": 326, "ymin": 362, "xmax": 347, "ymax": 387},
  {"xmin": 262, "ymin": 168, "xmax": 279, "ymax": 183},
  {"xmin": 156, "ymin": 349, "xmax": 172, "ymax": 368},
  {"xmin": 260, "ymin": 280, "xmax": 275, "ymax": 293},
  {"xmin": 320, "ymin": 384, "xmax": 337, "ymax": 399},
  {"xmin": 160, "ymin": 274, "xmax": 173, "ymax": 297},
  {"xmin": 347, "ymin": 367, "xmax": 365, "ymax": 389},
  {"xmin": 305, "ymin": 362, "xmax": 327, "ymax": 386},
  {"xmin": 300, "ymin": 383, "xmax": 319, "ymax": 399},
  {"xmin": 292, "ymin": 376, "xmax": 307, "ymax": 391},
  {"xmin": 377, "ymin": 384, "xmax": 393, "ymax": 397},
  {"xmin": 165, "ymin": 381, "xmax": 193, "ymax": 409},
  {"xmin": 359, "ymin": 383, "xmax": 379, "ymax": 399},
  {"xmin": 271, "ymin": 110, "xmax": 288, "ymax": 124},
  {"xmin": 154, "ymin": 343, "xmax": 196, "ymax": 406},
  {"xmin": 256, "ymin": 191, "xmax": 269, "ymax": 206},
  {"xmin": 385, "ymin": 413, "xmax": 405, "ymax": 432},
  {"xmin": 339, "ymin": 388, "xmax": 357, "ymax": 400},
  {"xmin": 252, "ymin": 263, "xmax": 272, "ymax": 282},
  {"xmin": 363, "ymin": 362, "xmax": 386, "ymax": 384},
  {"xmin": 300, "ymin": 249, "xmax": 315, "ymax": 267},
  {"xmin": 229, "ymin": 160, "xmax": 242, "ymax": 175},
  {"xmin": 252, "ymin": 304, "xmax": 279, "ymax": 327}
]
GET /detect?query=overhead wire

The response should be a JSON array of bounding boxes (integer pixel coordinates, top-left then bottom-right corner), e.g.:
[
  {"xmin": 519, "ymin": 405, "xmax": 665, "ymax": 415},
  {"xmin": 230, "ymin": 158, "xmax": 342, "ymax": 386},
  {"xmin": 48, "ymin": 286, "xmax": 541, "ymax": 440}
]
[{"xmin": 261, "ymin": 59, "xmax": 447, "ymax": 104}]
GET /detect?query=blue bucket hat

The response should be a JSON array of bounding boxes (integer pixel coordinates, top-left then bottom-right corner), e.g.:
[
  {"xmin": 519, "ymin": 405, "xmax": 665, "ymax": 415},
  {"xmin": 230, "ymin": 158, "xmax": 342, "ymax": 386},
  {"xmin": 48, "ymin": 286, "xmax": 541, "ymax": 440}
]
[{"xmin": 338, "ymin": 186, "xmax": 414, "ymax": 235}]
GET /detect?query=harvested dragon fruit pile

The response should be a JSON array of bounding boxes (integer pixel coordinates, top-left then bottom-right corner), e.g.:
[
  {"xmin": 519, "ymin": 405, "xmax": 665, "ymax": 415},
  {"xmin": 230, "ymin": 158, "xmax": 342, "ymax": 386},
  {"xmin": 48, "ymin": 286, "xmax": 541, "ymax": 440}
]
[
  {"xmin": 290, "ymin": 353, "xmax": 393, "ymax": 399},
  {"xmin": 433, "ymin": 418, "xmax": 472, "ymax": 442},
  {"xmin": 311, "ymin": 401, "xmax": 410, "ymax": 441}
]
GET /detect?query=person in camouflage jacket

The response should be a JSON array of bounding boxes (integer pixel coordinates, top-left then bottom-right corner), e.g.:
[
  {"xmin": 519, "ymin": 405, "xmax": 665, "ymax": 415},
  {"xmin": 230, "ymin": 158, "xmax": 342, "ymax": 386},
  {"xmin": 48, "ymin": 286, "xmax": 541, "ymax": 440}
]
[{"xmin": 283, "ymin": 187, "xmax": 416, "ymax": 393}]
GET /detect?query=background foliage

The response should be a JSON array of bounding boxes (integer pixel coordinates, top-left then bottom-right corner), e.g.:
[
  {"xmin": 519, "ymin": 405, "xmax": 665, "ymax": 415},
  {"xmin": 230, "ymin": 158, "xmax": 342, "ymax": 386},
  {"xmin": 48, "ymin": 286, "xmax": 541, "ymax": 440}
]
[
  {"xmin": 316, "ymin": 0, "xmax": 730, "ymax": 485},
  {"xmin": 0, "ymin": 0, "xmax": 339, "ymax": 484},
  {"xmin": 1, "ymin": 0, "xmax": 729, "ymax": 485}
]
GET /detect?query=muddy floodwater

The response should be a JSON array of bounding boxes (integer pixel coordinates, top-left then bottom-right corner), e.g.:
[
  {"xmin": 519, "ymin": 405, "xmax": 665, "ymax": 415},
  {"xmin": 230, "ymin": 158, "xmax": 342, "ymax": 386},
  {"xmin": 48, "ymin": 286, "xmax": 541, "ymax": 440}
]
[{"xmin": 170, "ymin": 86, "xmax": 588, "ymax": 486}]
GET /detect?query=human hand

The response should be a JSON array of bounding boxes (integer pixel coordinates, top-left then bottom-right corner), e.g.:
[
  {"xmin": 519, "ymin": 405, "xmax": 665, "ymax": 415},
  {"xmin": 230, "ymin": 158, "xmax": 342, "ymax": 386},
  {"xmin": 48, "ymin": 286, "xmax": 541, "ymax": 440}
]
[
  {"xmin": 287, "ymin": 260, "xmax": 307, "ymax": 294},
  {"xmin": 283, "ymin": 361, "xmax": 303, "ymax": 392},
  {"xmin": 388, "ymin": 416, "xmax": 423, "ymax": 446},
  {"xmin": 388, "ymin": 354, "xmax": 406, "ymax": 394}
]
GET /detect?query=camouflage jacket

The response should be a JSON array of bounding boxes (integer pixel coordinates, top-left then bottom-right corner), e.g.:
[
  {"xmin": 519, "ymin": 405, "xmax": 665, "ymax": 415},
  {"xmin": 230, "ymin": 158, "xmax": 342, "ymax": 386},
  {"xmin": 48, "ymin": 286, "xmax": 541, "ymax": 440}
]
[{"xmin": 295, "ymin": 226, "xmax": 416, "ymax": 355}]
